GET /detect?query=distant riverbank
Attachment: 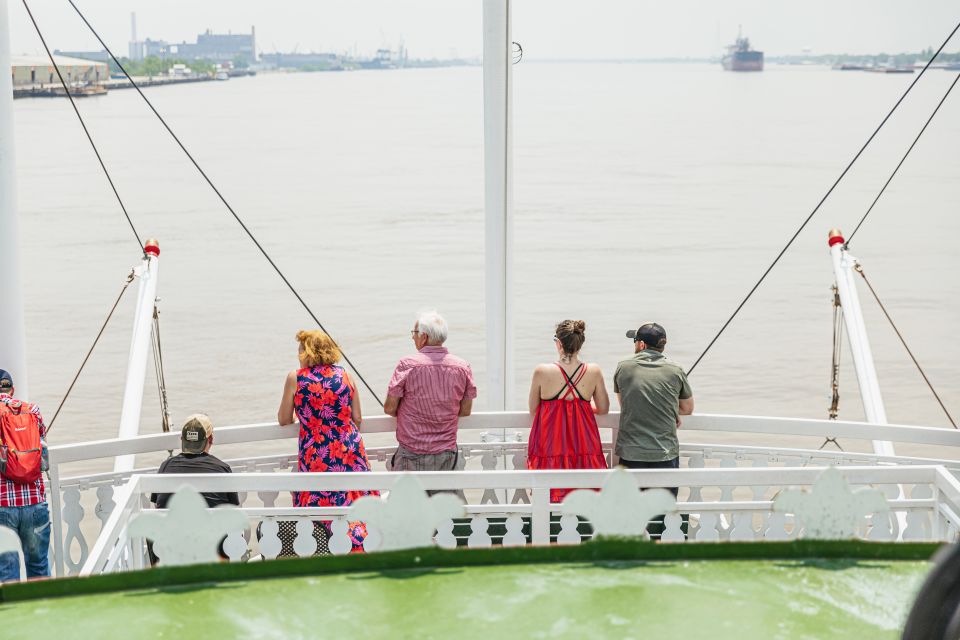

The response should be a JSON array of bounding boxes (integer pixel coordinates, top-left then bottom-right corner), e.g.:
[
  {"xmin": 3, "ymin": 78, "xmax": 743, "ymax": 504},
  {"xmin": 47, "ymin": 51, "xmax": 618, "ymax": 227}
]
[
  {"xmin": 13, "ymin": 72, "xmax": 241, "ymax": 100},
  {"xmin": 11, "ymin": 59, "xmax": 478, "ymax": 99}
]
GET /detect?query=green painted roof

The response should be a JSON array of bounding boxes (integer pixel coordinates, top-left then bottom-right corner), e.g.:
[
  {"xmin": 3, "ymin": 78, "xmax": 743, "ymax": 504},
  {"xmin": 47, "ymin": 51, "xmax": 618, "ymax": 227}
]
[
  {"xmin": 0, "ymin": 555, "xmax": 931, "ymax": 639},
  {"xmin": 0, "ymin": 541, "xmax": 938, "ymax": 639}
]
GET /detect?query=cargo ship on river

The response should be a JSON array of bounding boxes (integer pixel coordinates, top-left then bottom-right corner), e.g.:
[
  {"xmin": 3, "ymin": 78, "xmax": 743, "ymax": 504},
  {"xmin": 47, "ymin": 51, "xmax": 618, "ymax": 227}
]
[{"xmin": 722, "ymin": 28, "xmax": 763, "ymax": 72}]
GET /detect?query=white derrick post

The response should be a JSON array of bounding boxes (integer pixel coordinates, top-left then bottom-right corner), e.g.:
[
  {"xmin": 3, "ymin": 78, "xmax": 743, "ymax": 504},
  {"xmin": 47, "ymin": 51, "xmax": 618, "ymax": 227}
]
[
  {"xmin": 483, "ymin": 0, "xmax": 514, "ymax": 410},
  {"xmin": 115, "ymin": 240, "xmax": 160, "ymax": 472},
  {"xmin": 828, "ymin": 229, "xmax": 894, "ymax": 457},
  {"xmin": 0, "ymin": 0, "xmax": 29, "ymax": 400}
]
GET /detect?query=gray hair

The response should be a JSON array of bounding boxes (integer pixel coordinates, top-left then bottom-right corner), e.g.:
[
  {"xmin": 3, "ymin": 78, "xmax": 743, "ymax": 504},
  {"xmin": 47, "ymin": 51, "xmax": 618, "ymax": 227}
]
[{"xmin": 415, "ymin": 310, "xmax": 448, "ymax": 345}]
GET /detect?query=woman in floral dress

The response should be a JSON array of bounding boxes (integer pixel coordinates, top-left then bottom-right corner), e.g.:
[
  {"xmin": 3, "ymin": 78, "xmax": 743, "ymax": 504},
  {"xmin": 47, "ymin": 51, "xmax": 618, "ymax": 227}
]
[{"xmin": 278, "ymin": 330, "xmax": 377, "ymax": 551}]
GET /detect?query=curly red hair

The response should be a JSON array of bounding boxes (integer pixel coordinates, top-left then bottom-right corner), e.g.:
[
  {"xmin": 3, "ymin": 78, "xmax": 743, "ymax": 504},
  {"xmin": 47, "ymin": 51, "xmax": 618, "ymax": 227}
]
[{"xmin": 296, "ymin": 330, "xmax": 341, "ymax": 367}]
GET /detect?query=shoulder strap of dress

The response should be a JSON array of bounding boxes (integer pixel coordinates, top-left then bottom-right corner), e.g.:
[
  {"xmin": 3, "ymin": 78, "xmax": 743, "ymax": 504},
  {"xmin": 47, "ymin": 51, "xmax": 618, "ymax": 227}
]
[
  {"xmin": 545, "ymin": 363, "xmax": 567, "ymax": 400},
  {"xmin": 557, "ymin": 363, "xmax": 586, "ymax": 400},
  {"xmin": 570, "ymin": 364, "xmax": 588, "ymax": 400}
]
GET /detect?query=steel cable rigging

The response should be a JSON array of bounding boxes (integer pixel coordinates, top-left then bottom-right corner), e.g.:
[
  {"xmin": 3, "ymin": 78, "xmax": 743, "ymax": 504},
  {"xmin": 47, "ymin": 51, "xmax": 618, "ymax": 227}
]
[
  {"xmin": 846, "ymin": 72, "xmax": 960, "ymax": 246},
  {"xmin": 827, "ymin": 264, "xmax": 957, "ymax": 429},
  {"xmin": 46, "ymin": 272, "xmax": 135, "ymax": 433},
  {"xmin": 23, "ymin": 0, "xmax": 385, "ymax": 408},
  {"xmin": 20, "ymin": 0, "xmax": 145, "ymax": 255},
  {"xmin": 685, "ymin": 19, "xmax": 960, "ymax": 377},
  {"xmin": 854, "ymin": 263, "xmax": 957, "ymax": 428}
]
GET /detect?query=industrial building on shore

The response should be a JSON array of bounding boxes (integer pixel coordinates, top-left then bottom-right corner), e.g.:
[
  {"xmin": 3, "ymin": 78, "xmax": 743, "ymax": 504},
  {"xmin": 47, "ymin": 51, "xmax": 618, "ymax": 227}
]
[
  {"xmin": 11, "ymin": 55, "xmax": 108, "ymax": 87},
  {"xmin": 131, "ymin": 27, "xmax": 256, "ymax": 65}
]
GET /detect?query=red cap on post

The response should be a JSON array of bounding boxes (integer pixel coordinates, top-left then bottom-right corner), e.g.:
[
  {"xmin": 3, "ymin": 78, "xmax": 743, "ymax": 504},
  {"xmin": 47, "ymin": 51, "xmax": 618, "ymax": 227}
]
[
  {"xmin": 827, "ymin": 229, "xmax": 845, "ymax": 247},
  {"xmin": 144, "ymin": 238, "xmax": 160, "ymax": 257}
]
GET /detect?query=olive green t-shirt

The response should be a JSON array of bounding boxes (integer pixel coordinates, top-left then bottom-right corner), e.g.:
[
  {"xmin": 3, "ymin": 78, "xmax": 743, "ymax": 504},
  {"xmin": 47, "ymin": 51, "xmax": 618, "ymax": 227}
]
[{"xmin": 613, "ymin": 349, "xmax": 693, "ymax": 462}]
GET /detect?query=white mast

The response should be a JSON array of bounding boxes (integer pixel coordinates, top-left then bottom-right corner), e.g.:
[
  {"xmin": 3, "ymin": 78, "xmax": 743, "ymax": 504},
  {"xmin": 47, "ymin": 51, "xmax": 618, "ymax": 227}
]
[
  {"xmin": 115, "ymin": 240, "xmax": 160, "ymax": 472},
  {"xmin": 0, "ymin": 0, "xmax": 29, "ymax": 400},
  {"xmin": 483, "ymin": 0, "xmax": 514, "ymax": 410},
  {"xmin": 828, "ymin": 229, "xmax": 894, "ymax": 456}
]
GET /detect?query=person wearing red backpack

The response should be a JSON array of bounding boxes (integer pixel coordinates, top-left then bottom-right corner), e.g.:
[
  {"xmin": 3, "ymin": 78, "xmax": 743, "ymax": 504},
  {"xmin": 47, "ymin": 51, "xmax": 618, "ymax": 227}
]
[{"xmin": 0, "ymin": 369, "xmax": 49, "ymax": 582}]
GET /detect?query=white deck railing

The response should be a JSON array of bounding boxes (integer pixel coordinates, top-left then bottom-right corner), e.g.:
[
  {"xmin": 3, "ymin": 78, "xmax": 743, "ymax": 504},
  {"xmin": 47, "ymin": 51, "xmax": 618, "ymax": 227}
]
[
  {"xmin": 47, "ymin": 412, "xmax": 960, "ymax": 576},
  {"xmin": 79, "ymin": 465, "xmax": 960, "ymax": 577}
]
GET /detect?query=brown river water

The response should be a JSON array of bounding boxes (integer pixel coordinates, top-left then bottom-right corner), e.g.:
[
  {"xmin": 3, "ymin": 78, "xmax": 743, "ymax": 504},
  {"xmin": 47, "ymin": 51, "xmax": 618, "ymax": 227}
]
[{"xmin": 11, "ymin": 64, "xmax": 960, "ymax": 473}]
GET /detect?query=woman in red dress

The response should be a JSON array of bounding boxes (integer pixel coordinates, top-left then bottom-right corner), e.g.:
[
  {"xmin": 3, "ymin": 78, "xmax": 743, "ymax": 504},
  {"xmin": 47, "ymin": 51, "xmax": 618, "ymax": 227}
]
[{"xmin": 526, "ymin": 320, "xmax": 610, "ymax": 503}]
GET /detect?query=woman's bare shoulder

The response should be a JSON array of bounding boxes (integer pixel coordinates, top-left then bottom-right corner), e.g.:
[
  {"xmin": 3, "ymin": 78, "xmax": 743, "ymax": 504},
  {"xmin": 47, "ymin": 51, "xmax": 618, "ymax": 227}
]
[{"xmin": 586, "ymin": 362, "xmax": 605, "ymax": 376}]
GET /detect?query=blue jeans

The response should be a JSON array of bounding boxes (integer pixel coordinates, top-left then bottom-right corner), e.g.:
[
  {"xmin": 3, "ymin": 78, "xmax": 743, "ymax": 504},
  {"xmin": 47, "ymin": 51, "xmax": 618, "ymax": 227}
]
[
  {"xmin": 0, "ymin": 502, "xmax": 51, "ymax": 581},
  {"xmin": 619, "ymin": 457, "xmax": 686, "ymax": 539}
]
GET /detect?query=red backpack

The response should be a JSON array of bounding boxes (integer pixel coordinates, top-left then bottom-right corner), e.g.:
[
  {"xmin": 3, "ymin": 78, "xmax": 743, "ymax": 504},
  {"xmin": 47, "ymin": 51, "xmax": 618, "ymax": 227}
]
[{"xmin": 0, "ymin": 400, "xmax": 43, "ymax": 483}]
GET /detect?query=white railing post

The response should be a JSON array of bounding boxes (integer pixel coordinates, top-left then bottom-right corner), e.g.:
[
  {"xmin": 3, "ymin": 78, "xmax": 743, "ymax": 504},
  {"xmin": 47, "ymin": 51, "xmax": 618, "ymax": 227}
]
[
  {"xmin": 933, "ymin": 485, "xmax": 942, "ymax": 541},
  {"xmin": 116, "ymin": 241, "xmax": 160, "ymax": 472},
  {"xmin": 0, "ymin": 0, "xmax": 29, "ymax": 400},
  {"xmin": 47, "ymin": 462, "xmax": 65, "ymax": 577},
  {"xmin": 82, "ymin": 475, "xmax": 141, "ymax": 576},
  {"xmin": 530, "ymin": 486, "xmax": 550, "ymax": 544}
]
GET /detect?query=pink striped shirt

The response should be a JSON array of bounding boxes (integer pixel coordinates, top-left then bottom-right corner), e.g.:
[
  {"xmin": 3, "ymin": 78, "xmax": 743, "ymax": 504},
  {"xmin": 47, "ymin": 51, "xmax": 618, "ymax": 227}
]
[{"xmin": 387, "ymin": 346, "xmax": 477, "ymax": 454}]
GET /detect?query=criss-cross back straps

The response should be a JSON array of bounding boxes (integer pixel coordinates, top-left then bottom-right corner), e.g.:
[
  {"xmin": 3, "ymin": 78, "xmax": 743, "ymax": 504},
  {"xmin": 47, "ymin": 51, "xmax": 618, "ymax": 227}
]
[{"xmin": 547, "ymin": 362, "xmax": 586, "ymax": 401}]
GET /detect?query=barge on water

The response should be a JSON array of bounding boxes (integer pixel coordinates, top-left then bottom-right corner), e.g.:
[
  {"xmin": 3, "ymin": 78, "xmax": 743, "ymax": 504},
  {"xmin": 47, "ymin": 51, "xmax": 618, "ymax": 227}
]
[{"xmin": 722, "ymin": 28, "xmax": 763, "ymax": 72}]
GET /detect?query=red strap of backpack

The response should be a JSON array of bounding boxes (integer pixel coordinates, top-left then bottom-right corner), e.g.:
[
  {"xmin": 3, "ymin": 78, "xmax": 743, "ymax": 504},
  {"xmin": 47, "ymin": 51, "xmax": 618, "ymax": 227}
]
[{"xmin": 4, "ymin": 400, "xmax": 34, "ymax": 415}]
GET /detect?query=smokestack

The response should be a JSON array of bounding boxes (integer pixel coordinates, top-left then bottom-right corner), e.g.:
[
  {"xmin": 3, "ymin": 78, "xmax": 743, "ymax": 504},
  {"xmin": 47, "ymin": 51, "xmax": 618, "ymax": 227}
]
[{"xmin": 128, "ymin": 11, "xmax": 142, "ymax": 61}]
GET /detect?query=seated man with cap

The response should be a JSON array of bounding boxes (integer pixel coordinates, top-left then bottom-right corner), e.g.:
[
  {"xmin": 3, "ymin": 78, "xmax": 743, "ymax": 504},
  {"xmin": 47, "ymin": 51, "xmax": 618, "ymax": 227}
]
[{"xmin": 149, "ymin": 414, "xmax": 240, "ymax": 563}]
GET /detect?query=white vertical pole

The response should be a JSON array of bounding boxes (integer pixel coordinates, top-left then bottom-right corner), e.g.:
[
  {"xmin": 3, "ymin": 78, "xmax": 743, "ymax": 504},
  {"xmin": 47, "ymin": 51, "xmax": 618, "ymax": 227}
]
[
  {"xmin": 483, "ymin": 0, "xmax": 514, "ymax": 410},
  {"xmin": 828, "ymin": 229, "xmax": 894, "ymax": 456},
  {"xmin": 0, "ymin": 0, "xmax": 29, "ymax": 400},
  {"xmin": 48, "ymin": 463, "xmax": 64, "ymax": 576},
  {"xmin": 115, "ymin": 241, "xmax": 160, "ymax": 472}
]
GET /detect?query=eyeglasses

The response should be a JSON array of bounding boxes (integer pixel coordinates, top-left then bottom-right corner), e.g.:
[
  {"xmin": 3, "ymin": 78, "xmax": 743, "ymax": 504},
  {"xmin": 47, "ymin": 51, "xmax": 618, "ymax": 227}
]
[{"xmin": 410, "ymin": 330, "xmax": 421, "ymax": 337}]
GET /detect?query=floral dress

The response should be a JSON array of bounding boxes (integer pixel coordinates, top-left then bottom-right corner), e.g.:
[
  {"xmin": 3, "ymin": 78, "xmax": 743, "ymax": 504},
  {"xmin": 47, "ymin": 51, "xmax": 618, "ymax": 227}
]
[{"xmin": 294, "ymin": 364, "xmax": 377, "ymax": 550}]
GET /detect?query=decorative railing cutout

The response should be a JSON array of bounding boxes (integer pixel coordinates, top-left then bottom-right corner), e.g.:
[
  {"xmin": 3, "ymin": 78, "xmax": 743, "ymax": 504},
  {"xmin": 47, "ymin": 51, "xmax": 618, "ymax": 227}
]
[
  {"xmin": 562, "ymin": 468, "xmax": 676, "ymax": 539},
  {"xmin": 773, "ymin": 467, "xmax": 888, "ymax": 539},
  {"xmin": 350, "ymin": 475, "xmax": 465, "ymax": 552},
  {"xmin": 0, "ymin": 525, "xmax": 25, "ymax": 581},
  {"xmin": 127, "ymin": 485, "xmax": 248, "ymax": 566}
]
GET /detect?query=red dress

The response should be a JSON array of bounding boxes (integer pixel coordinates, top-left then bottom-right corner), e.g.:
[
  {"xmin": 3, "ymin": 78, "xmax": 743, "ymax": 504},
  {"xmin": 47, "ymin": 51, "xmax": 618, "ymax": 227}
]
[{"xmin": 526, "ymin": 363, "xmax": 608, "ymax": 503}]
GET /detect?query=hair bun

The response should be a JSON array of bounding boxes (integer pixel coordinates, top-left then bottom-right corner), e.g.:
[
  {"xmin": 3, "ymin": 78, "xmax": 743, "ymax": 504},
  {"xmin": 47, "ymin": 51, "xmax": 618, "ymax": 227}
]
[{"xmin": 573, "ymin": 320, "xmax": 586, "ymax": 334}]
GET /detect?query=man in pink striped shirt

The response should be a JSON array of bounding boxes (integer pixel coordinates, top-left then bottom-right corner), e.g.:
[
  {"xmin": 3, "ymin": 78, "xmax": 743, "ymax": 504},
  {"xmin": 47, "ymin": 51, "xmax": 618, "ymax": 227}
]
[{"xmin": 384, "ymin": 311, "xmax": 477, "ymax": 474}]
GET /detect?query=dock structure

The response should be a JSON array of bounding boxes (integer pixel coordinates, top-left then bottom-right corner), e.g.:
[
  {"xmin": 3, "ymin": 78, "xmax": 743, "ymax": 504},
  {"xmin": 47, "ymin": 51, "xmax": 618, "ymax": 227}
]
[
  {"xmin": 11, "ymin": 54, "xmax": 107, "ymax": 87},
  {"xmin": 11, "ymin": 72, "xmax": 236, "ymax": 99}
]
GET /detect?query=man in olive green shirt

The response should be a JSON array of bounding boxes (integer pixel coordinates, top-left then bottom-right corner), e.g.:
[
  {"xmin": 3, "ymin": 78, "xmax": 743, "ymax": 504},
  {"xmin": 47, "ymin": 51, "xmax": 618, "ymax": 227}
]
[{"xmin": 614, "ymin": 322, "xmax": 694, "ymax": 537}]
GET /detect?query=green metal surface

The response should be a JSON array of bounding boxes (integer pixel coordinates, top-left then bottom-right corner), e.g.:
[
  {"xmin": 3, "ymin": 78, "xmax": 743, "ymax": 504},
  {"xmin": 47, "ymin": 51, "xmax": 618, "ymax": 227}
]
[
  {"xmin": 0, "ymin": 539, "xmax": 940, "ymax": 604},
  {"xmin": 0, "ymin": 558, "xmax": 929, "ymax": 639}
]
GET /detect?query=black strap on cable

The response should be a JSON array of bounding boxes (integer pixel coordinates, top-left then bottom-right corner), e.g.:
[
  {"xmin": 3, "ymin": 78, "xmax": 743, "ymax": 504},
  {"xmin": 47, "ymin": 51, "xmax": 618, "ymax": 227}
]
[
  {"xmin": 21, "ymin": 0, "xmax": 145, "ymax": 255},
  {"xmin": 686, "ymin": 19, "xmax": 960, "ymax": 377},
  {"xmin": 47, "ymin": 272, "xmax": 135, "ymax": 433},
  {"xmin": 60, "ymin": 0, "xmax": 384, "ymax": 407},
  {"xmin": 846, "ymin": 72, "xmax": 960, "ymax": 246},
  {"xmin": 855, "ymin": 264, "xmax": 957, "ymax": 428}
]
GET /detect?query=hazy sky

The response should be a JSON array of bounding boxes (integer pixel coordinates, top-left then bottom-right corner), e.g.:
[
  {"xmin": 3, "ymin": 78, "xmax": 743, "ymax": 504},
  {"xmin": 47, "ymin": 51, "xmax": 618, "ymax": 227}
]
[{"xmin": 9, "ymin": 1, "xmax": 960, "ymax": 60}]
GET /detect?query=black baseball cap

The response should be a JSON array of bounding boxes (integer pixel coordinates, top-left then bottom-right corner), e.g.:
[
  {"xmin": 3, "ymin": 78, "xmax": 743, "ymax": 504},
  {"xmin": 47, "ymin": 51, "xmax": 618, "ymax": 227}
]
[
  {"xmin": 0, "ymin": 369, "xmax": 12, "ymax": 391},
  {"xmin": 625, "ymin": 323, "xmax": 667, "ymax": 349}
]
